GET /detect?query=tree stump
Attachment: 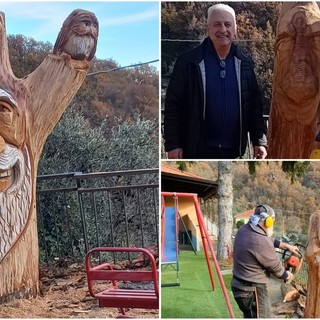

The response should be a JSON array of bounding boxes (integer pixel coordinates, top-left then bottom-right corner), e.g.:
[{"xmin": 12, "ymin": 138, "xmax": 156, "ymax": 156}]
[
  {"xmin": 305, "ymin": 211, "xmax": 320, "ymax": 317},
  {"xmin": 268, "ymin": 2, "xmax": 320, "ymax": 159},
  {"xmin": 0, "ymin": 10, "xmax": 97, "ymax": 302}
]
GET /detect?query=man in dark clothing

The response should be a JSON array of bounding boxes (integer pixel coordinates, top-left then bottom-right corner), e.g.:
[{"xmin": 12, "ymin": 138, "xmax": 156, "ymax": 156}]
[
  {"xmin": 164, "ymin": 4, "xmax": 267, "ymax": 159},
  {"xmin": 232, "ymin": 205, "xmax": 298, "ymax": 318}
]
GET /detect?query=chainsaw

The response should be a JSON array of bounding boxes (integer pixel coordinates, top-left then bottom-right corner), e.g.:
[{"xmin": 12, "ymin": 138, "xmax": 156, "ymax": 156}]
[{"xmin": 282, "ymin": 248, "xmax": 303, "ymax": 282}]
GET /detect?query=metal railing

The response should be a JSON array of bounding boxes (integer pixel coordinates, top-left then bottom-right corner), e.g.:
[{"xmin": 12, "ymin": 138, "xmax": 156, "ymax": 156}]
[{"xmin": 36, "ymin": 169, "xmax": 159, "ymax": 264}]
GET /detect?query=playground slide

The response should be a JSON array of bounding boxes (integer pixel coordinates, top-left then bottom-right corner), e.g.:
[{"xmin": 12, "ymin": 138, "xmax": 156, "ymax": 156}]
[{"xmin": 162, "ymin": 207, "xmax": 178, "ymax": 264}]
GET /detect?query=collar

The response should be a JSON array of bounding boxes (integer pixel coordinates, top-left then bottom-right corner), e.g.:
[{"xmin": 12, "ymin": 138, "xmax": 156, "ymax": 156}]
[
  {"xmin": 248, "ymin": 222, "xmax": 267, "ymax": 236},
  {"xmin": 205, "ymin": 38, "xmax": 237, "ymax": 62}
]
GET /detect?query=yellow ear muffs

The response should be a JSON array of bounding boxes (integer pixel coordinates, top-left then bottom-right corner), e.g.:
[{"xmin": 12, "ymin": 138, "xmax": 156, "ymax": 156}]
[{"xmin": 265, "ymin": 216, "xmax": 274, "ymax": 228}]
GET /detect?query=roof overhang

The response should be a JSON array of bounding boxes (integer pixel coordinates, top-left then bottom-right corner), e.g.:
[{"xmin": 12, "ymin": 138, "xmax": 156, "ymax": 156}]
[{"xmin": 161, "ymin": 171, "xmax": 218, "ymax": 200}]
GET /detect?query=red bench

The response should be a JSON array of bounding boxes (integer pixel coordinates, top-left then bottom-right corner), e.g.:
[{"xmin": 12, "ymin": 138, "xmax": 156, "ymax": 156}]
[{"xmin": 85, "ymin": 247, "xmax": 159, "ymax": 314}]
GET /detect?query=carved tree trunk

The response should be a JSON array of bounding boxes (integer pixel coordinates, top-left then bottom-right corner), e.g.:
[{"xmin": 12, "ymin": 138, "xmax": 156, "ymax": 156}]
[
  {"xmin": 0, "ymin": 11, "xmax": 90, "ymax": 302},
  {"xmin": 268, "ymin": 2, "xmax": 320, "ymax": 159},
  {"xmin": 305, "ymin": 211, "xmax": 320, "ymax": 317}
]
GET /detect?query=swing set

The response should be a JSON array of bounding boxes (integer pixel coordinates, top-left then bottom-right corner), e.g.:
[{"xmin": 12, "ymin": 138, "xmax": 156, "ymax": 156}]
[
  {"xmin": 161, "ymin": 191, "xmax": 235, "ymax": 318},
  {"xmin": 161, "ymin": 194, "xmax": 197, "ymax": 287}
]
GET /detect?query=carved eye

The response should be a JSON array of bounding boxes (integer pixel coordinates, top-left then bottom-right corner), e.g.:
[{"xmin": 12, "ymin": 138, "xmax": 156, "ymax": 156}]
[
  {"xmin": 83, "ymin": 20, "xmax": 91, "ymax": 27},
  {"xmin": 0, "ymin": 102, "xmax": 13, "ymax": 126},
  {"xmin": 0, "ymin": 103, "xmax": 12, "ymax": 113}
]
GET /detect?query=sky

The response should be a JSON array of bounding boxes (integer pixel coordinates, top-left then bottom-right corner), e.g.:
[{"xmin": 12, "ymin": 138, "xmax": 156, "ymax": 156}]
[{"xmin": 0, "ymin": 1, "xmax": 159, "ymax": 69}]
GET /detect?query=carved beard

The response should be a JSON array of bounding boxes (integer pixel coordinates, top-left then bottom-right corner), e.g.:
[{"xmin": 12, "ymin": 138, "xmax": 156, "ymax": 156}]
[
  {"xmin": 63, "ymin": 35, "xmax": 95, "ymax": 60},
  {"xmin": 0, "ymin": 145, "xmax": 31, "ymax": 262}
]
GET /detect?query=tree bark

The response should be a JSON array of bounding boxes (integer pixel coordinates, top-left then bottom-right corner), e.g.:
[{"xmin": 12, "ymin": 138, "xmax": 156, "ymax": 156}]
[
  {"xmin": 0, "ymin": 11, "xmax": 90, "ymax": 302},
  {"xmin": 268, "ymin": 2, "xmax": 320, "ymax": 159},
  {"xmin": 217, "ymin": 161, "xmax": 234, "ymax": 260},
  {"xmin": 305, "ymin": 211, "xmax": 320, "ymax": 317}
]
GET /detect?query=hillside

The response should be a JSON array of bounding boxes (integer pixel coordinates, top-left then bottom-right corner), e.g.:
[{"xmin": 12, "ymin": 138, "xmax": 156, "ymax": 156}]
[
  {"xmin": 6, "ymin": 34, "xmax": 159, "ymax": 174},
  {"xmin": 162, "ymin": 161, "xmax": 320, "ymax": 244},
  {"xmin": 8, "ymin": 34, "xmax": 159, "ymax": 130}
]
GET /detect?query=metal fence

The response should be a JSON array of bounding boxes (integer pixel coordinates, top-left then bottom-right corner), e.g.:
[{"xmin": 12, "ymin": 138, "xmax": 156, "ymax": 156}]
[{"xmin": 36, "ymin": 168, "xmax": 159, "ymax": 264}]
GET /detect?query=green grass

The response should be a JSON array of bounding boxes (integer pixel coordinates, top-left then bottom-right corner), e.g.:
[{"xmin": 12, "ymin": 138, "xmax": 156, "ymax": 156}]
[{"xmin": 161, "ymin": 251, "xmax": 242, "ymax": 318}]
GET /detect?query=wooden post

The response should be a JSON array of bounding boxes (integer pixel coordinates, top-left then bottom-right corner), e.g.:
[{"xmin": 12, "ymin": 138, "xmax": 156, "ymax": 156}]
[
  {"xmin": 0, "ymin": 10, "xmax": 96, "ymax": 302},
  {"xmin": 305, "ymin": 211, "xmax": 320, "ymax": 317},
  {"xmin": 268, "ymin": 2, "xmax": 320, "ymax": 159}
]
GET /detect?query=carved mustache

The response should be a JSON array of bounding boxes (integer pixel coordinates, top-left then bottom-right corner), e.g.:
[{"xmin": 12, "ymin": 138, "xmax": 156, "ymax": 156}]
[
  {"xmin": 0, "ymin": 145, "xmax": 21, "ymax": 170},
  {"xmin": 0, "ymin": 144, "xmax": 25, "ymax": 194}
]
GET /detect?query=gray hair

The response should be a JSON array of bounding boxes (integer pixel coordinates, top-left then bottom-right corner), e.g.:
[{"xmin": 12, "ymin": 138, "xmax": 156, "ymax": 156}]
[{"xmin": 207, "ymin": 4, "xmax": 236, "ymax": 26}]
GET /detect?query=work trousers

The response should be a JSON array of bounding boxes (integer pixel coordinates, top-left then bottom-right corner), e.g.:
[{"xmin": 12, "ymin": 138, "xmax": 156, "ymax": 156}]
[{"xmin": 232, "ymin": 283, "xmax": 272, "ymax": 318}]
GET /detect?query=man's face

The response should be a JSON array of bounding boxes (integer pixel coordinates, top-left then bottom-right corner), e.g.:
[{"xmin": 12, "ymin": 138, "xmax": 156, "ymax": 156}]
[
  {"xmin": 266, "ymin": 225, "xmax": 274, "ymax": 237},
  {"xmin": 207, "ymin": 10, "xmax": 236, "ymax": 52}
]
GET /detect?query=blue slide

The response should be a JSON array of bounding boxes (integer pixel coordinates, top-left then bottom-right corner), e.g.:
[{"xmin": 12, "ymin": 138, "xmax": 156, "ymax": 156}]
[
  {"xmin": 163, "ymin": 207, "xmax": 178, "ymax": 263},
  {"xmin": 161, "ymin": 207, "xmax": 180, "ymax": 286}
]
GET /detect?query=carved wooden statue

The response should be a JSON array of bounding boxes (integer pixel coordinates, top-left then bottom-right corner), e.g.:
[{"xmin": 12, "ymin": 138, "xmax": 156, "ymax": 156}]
[
  {"xmin": 268, "ymin": 2, "xmax": 320, "ymax": 159},
  {"xmin": 305, "ymin": 211, "xmax": 320, "ymax": 317},
  {"xmin": 0, "ymin": 9, "xmax": 98, "ymax": 301}
]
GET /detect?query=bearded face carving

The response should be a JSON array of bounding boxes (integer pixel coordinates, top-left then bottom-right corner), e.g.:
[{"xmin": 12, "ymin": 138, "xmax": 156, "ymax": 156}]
[
  {"xmin": 273, "ymin": 4, "xmax": 320, "ymax": 124},
  {"xmin": 53, "ymin": 9, "xmax": 99, "ymax": 61},
  {"xmin": 0, "ymin": 8, "xmax": 96, "ymax": 301},
  {"xmin": 0, "ymin": 89, "xmax": 31, "ymax": 262},
  {"xmin": 268, "ymin": 2, "xmax": 320, "ymax": 159}
]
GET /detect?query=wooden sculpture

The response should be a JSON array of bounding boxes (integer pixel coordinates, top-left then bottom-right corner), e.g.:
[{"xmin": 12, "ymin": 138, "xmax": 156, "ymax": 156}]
[
  {"xmin": 53, "ymin": 9, "xmax": 99, "ymax": 61},
  {"xmin": 268, "ymin": 2, "xmax": 320, "ymax": 159},
  {"xmin": 305, "ymin": 211, "xmax": 320, "ymax": 317},
  {"xmin": 0, "ymin": 9, "xmax": 98, "ymax": 301}
]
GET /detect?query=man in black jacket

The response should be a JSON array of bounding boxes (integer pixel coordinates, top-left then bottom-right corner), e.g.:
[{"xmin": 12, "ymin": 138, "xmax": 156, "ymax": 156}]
[{"xmin": 164, "ymin": 4, "xmax": 268, "ymax": 159}]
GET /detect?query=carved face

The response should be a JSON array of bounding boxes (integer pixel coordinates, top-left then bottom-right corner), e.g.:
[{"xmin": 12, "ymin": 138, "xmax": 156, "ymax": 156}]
[
  {"xmin": 0, "ymin": 89, "xmax": 26, "ymax": 147},
  {"xmin": 0, "ymin": 89, "xmax": 27, "ymax": 191},
  {"xmin": 274, "ymin": 3, "xmax": 320, "ymax": 124},
  {"xmin": 0, "ymin": 88, "xmax": 31, "ymax": 262},
  {"xmin": 53, "ymin": 9, "xmax": 99, "ymax": 61}
]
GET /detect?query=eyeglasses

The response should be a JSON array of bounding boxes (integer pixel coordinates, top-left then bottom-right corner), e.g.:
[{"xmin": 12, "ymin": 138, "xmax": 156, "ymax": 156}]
[{"xmin": 220, "ymin": 60, "xmax": 226, "ymax": 79}]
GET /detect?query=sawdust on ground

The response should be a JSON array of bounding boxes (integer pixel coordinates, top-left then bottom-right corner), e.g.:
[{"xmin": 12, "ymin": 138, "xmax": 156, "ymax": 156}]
[
  {"xmin": 0, "ymin": 261, "xmax": 158, "ymax": 319},
  {"xmin": 269, "ymin": 278, "xmax": 305, "ymax": 318}
]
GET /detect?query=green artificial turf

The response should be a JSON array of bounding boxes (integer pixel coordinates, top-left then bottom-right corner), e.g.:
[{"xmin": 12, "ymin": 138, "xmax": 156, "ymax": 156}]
[{"xmin": 161, "ymin": 251, "xmax": 242, "ymax": 318}]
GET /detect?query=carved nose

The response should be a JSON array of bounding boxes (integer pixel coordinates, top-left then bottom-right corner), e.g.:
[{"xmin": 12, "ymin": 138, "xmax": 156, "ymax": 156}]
[{"xmin": 0, "ymin": 135, "xmax": 5, "ymax": 153}]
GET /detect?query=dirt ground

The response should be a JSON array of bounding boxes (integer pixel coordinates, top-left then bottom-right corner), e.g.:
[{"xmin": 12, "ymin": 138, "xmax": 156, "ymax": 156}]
[
  {"xmin": 220, "ymin": 267, "xmax": 305, "ymax": 318},
  {"xmin": 269, "ymin": 278, "xmax": 305, "ymax": 318},
  {"xmin": 0, "ymin": 262, "xmax": 304, "ymax": 318},
  {"xmin": 0, "ymin": 261, "xmax": 158, "ymax": 319}
]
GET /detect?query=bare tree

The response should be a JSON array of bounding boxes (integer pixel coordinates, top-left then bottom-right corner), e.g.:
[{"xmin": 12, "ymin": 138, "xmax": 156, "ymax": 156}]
[{"xmin": 217, "ymin": 161, "xmax": 234, "ymax": 260}]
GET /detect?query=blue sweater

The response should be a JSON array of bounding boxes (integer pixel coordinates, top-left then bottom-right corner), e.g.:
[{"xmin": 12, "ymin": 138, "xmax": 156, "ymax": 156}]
[{"xmin": 204, "ymin": 41, "xmax": 240, "ymax": 150}]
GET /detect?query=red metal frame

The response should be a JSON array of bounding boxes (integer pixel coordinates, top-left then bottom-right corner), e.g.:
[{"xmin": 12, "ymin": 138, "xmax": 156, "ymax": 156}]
[
  {"xmin": 161, "ymin": 192, "xmax": 235, "ymax": 318},
  {"xmin": 85, "ymin": 247, "xmax": 159, "ymax": 310}
]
